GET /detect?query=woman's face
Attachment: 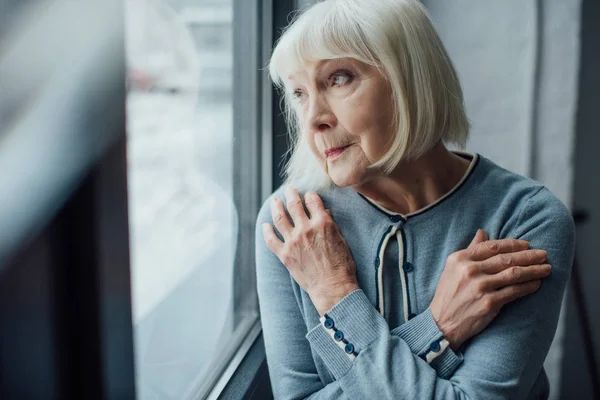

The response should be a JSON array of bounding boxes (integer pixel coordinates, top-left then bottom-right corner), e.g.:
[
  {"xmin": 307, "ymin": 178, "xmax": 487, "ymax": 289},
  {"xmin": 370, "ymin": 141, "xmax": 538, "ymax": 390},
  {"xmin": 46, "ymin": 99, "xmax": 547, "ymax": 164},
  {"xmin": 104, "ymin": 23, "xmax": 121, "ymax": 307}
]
[{"xmin": 288, "ymin": 58, "xmax": 395, "ymax": 187}]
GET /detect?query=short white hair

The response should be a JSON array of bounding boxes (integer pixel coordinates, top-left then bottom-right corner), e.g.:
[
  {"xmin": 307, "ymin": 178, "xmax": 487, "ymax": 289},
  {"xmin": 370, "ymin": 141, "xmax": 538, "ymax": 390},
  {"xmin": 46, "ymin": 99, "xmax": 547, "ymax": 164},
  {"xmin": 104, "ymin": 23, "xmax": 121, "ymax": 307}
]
[{"xmin": 269, "ymin": 0, "xmax": 470, "ymax": 192}]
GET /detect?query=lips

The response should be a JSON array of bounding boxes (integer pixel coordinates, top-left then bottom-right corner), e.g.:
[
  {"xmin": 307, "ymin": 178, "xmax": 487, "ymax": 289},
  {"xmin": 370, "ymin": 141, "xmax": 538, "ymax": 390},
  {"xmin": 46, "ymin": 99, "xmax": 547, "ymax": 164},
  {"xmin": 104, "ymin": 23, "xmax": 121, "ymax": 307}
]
[{"xmin": 325, "ymin": 145, "xmax": 351, "ymax": 158}]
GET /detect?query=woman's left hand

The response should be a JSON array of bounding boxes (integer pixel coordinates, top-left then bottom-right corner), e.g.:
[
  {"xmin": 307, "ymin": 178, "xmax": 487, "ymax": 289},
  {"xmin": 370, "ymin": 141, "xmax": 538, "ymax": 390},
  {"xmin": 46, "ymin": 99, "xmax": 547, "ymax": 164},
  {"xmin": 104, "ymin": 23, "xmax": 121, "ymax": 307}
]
[{"xmin": 262, "ymin": 187, "xmax": 359, "ymax": 316}]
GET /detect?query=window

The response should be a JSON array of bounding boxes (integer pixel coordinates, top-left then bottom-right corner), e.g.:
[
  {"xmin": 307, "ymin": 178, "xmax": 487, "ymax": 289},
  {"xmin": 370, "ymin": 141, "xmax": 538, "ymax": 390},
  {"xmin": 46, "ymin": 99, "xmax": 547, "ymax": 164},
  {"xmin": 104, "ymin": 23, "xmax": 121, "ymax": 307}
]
[{"xmin": 124, "ymin": 0, "xmax": 267, "ymax": 398}]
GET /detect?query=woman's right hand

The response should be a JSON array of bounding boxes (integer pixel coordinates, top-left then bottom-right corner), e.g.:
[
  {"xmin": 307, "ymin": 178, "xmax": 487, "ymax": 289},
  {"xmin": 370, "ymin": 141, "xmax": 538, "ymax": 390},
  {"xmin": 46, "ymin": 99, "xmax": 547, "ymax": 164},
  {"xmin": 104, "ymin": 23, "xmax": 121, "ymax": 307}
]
[{"xmin": 430, "ymin": 229, "xmax": 551, "ymax": 351}]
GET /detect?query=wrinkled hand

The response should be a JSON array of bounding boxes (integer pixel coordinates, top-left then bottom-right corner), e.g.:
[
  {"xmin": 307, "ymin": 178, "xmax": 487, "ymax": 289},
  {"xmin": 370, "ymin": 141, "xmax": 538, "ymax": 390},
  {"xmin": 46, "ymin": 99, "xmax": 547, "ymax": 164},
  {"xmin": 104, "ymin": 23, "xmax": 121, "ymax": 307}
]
[
  {"xmin": 262, "ymin": 187, "xmax": 359, "ymax": 315},
  {"xmin": 430, "ymin": 229, "xmax": 551, "ymax": 351}
]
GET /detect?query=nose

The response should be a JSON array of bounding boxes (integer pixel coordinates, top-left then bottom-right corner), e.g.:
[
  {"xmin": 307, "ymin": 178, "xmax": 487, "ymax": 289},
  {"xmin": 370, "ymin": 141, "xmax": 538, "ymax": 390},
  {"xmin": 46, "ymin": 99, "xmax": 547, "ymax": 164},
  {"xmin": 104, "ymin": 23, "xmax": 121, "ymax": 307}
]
[{"xmin": 307, "ymin": 94, "xmax": 336, "ymax": 134}]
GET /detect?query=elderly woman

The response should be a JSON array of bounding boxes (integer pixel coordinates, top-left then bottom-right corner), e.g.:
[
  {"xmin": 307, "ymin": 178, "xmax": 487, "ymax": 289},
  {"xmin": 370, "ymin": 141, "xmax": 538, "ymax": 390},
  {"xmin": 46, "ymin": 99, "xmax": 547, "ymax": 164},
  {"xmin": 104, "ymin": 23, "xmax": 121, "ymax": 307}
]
[{"xmin": 255, "ymin": 0, "xmax": 574, "ymax": 399}]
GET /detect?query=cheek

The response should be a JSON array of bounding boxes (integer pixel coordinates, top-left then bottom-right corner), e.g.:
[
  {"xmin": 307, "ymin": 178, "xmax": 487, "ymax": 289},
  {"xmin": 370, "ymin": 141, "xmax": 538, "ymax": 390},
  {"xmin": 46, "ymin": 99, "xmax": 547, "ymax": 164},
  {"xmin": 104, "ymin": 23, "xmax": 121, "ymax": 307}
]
[
  {"xmin": 295, "ymin": 110, "xmax": 325, "ymax": 161},
  {"xmin": 349, "ymin": 112, "xmax": 392, "ymax": 157},
  {"xmin": 359, "ymin": 132, "xmax": 387, "ymax": 162},
  {"xmin": 357, "ymin": 98, "xmax": 395, "ymax": 155},
  {"xmin": 305, "ymin": 130, "xmax": 326, "ymax": 162},
  {"xmin": 340, "ymin": 89, "xmax": 388, "ymax": 132}
]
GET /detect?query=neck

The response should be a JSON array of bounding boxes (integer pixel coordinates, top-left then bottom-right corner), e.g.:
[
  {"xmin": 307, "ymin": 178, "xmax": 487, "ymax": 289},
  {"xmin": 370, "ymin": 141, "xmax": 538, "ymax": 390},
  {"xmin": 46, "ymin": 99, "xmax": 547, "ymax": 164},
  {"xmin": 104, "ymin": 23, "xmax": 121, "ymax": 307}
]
[{"xmin": 351, "ymin": 143, "xmax": 471, "ymax": 215}]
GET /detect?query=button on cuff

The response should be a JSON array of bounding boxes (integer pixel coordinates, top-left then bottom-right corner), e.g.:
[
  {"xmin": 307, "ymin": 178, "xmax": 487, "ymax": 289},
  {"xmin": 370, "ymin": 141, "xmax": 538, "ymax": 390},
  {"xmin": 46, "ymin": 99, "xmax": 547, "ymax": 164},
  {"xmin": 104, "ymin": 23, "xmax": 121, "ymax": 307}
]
[
  {"xmin": 324, "ymin": 317, "xmax": 335, "ymax": 329},
  {"xmin": 344, "ymin": 343, "xmax": 355, "ymax": 354},
  {"xmin": 430, "ymin": 340, "xmax": 441, "ymax": 353},
  {"xmin": 306, "ymin": 322, "xmax": 355, "ymax": 379},
  {"xmin": 314, "ymin": 290, "xmax": 388, "ymax": 365}
]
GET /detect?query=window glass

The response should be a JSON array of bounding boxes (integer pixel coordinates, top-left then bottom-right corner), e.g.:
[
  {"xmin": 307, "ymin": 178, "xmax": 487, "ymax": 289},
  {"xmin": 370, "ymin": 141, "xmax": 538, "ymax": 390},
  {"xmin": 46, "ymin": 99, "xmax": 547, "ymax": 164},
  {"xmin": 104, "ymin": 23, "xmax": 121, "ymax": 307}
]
[{"xmin": 124, "ymin": 0, "xmax": 242, "ymax": 397}]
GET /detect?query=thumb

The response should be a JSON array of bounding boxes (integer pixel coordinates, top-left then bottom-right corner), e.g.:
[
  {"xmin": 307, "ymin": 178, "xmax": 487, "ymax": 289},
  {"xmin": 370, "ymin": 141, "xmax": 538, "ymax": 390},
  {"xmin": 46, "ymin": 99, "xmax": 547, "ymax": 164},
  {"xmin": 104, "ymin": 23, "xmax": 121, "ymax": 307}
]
[{"xmin": 468, "ymin": 229, "xmax": 488, "ymax": 248}]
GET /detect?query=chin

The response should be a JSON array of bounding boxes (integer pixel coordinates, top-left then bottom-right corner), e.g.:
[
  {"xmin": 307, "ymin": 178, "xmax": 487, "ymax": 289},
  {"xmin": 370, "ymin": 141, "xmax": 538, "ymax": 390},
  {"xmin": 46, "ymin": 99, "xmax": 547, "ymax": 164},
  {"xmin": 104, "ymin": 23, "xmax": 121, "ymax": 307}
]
[{"xmin": 328, "ymin": 169, "xmax": 362, "ymax": 187}]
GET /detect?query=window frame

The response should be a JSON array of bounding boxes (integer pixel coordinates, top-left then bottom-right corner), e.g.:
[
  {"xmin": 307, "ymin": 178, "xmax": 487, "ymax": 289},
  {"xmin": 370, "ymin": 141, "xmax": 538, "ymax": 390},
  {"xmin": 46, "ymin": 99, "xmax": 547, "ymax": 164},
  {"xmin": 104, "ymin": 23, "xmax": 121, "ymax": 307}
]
[
  {"xmin": 207, "ymin": 0, "xmax": 298, "ymax": 397},
  {"xmin": 188, "ymin": 0, "xmax": 279, "ymax": 397},
  {"xmin": 124, "ymin": 0, "xmax": 269, "ymax": 396},
  {"xmin": 204, "ymin": 0, "xmax": 299, "ymax": 398}
]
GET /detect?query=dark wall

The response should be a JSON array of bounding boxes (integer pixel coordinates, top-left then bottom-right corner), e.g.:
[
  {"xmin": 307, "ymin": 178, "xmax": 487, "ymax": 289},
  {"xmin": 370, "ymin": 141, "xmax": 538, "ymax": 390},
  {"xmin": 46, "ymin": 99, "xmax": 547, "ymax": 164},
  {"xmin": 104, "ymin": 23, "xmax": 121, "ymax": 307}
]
[{"xmin": 561, "ymin": 0, "xmax": 600, "ymax": 398}]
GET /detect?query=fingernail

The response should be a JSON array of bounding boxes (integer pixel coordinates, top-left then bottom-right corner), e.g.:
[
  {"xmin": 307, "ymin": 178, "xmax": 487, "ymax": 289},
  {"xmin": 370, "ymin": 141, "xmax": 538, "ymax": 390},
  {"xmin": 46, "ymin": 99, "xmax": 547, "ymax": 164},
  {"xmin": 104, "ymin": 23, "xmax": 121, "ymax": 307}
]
[{"xmin": 542, "ymin": 264, "xmax": 552, "ymax": 274}]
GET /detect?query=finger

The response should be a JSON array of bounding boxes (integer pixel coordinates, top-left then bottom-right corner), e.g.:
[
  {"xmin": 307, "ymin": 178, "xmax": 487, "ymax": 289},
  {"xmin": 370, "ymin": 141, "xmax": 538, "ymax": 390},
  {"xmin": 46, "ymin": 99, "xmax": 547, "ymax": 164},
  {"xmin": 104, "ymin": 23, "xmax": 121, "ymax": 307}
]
[
  {"xmin": 484, "ymin": 264, "xmax": 551, "ymax": 290},
  {"xmin": 491, "ymin": 279, "xmax": 543, "ymax": 306},
  {"xmin": 284, "ymin": 186, "xmax": 309, "ymax": 225},
  {"xmin": 468, "ymin": 229, "xmax": 488, "ymax": 248},
  {"xmin": 479, "ymin": 249, "xmax": 548, "ymax": 274},
  {"xmin": 325, "ymin": 209, "xmax": 332, "ymax": 217},
  {"xmin": 469, "ymin": 238, "xmax": 530, "ymax": 261},
  {"xmin": 304, "ymin": 191, "xmax": 327, "ymax": 219},
  {"xmin": 270, "ymin": 196, "xmax": 293, "ymax": 237},
  {"xmin": 262, "ymin": 223, "xmax": 284, "ymax": 254}
]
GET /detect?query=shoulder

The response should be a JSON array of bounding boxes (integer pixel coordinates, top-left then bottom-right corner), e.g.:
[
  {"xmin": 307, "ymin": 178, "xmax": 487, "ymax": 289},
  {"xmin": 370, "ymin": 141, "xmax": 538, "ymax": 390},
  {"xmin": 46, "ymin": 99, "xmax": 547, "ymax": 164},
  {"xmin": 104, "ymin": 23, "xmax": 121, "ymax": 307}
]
[
  {"xmin": 473, "ymin": 156, "xmax": 547, "ymax": 208},
  {"xmin": 510, "ymin": 187, "xmax": 575, "ymax": 302},
  {"xmin": 255, "ymin": 184, "xmax": 354, "ymax": 227},
  {"xmin": 483, "ymin": 159, "xmax": 575, "ymax": 279},
  {"xmin": 472, "ymin": 155, "xmax": 575, "ymax": 270},
  {"xmin": 255, "ymin": 187, "xmax": 287, "ymax": 279},
  {"xmin": 473, "ymin": 156, "xmax": 573, "ymax": 231},
  {"xmin": 511, "ymin": 186, "xmax": 575, "ymax": 248}
]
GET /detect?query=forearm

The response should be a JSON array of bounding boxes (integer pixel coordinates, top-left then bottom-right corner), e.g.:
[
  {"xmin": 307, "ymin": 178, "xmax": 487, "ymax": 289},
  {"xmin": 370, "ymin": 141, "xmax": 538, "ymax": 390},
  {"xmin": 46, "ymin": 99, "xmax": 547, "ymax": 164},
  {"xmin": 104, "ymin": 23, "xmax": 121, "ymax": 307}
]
[
  {"xmin": 309, "ymin": 281, "xmax": 360, "ymax": 317},
  {"xmin": 306, "ymin": 290, "xmax": 469, "ymax": 399},
  {"xmin": 311, "ymin": 282, "xmax": 464, "ymax": 380},
  {"xmin": 390, "ymin": 307, "xmax": 464, "ymax": 379}
]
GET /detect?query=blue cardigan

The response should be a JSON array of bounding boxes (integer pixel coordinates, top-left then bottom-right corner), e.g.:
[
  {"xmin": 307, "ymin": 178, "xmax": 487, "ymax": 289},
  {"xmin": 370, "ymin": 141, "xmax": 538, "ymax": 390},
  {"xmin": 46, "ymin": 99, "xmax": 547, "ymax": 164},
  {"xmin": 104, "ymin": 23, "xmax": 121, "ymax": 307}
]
[{"xmin": 255, "ymin": 153, "xmax": 575, "ymax": 399}]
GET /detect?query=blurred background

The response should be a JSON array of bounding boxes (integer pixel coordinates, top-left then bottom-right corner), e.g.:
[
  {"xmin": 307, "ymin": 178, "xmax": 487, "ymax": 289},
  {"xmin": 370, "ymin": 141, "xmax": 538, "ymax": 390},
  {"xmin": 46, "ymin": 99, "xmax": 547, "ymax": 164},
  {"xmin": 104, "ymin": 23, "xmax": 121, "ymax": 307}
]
[{"xmin": 0, "ymin": 0, "xmax": 598, "ymax": 399}]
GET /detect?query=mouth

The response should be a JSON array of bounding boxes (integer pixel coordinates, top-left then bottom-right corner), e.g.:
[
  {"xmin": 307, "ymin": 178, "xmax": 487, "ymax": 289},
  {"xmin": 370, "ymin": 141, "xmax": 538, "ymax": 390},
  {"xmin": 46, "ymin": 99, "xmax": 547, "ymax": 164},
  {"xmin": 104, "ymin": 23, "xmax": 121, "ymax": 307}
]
[{"xmin": 325, "ymin": 144, "xmax": 351, "ymax": 159}]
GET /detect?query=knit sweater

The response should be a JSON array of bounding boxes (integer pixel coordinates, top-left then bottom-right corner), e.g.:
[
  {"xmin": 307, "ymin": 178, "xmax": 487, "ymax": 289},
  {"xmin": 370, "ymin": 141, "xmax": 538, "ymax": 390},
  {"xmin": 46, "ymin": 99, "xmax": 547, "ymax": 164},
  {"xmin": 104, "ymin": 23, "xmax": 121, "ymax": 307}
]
[{"xmin": 255, "ymin": 152, "xmax": 575, "ymax": 399}]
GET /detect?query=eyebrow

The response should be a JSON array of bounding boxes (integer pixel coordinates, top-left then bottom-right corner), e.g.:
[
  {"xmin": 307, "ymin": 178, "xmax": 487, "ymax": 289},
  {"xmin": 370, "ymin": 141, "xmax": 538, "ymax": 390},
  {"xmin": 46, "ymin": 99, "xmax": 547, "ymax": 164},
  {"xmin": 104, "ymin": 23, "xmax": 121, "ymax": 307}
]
[{"xmin": 287, "ymin": 59, "xmax": 351, "ymax": 82}]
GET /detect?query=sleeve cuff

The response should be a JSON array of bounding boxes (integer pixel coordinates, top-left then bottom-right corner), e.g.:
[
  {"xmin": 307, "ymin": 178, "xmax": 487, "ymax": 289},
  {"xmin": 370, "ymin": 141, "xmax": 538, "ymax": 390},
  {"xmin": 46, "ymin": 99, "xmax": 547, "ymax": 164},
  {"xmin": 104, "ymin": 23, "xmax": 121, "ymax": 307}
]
[
  {"xmin": 429, "ymin": 345, "xmax": 464, "ymax": 379},
  {"xmin": 306, "ymin": 289, "xmax": 388, "ymax": 379},
  {"xmin": 390, "ymin": 307, "xmax": 464, "ymax": 378}
]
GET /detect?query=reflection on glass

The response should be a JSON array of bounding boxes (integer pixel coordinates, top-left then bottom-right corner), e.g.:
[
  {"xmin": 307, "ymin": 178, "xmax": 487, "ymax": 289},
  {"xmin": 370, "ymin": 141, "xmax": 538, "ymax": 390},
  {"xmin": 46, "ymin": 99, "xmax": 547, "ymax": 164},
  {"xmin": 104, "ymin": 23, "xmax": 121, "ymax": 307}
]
[{"xmin": 125, "ymin": 0, "xmax": 235, "ymax": 398}]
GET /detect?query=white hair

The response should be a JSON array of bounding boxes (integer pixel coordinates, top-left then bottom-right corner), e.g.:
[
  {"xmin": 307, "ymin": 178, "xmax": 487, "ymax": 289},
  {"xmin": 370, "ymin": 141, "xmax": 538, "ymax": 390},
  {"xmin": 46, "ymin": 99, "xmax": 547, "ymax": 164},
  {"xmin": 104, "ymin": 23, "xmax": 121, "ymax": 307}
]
[{"xmin": 269, "ymin": 0, "xmax": 470, "ymax": 192}]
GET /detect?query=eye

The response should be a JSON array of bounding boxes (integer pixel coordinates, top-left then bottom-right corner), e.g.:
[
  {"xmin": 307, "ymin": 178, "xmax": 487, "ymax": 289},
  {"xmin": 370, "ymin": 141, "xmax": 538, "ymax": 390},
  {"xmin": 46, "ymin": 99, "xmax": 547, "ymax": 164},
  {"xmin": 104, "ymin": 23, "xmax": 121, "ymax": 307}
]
[
  {"xmin": 292, "ymin": 89, "xmax": 306, "ymax": 101},
  {"xmin": 330, "ymin": 70, "xmax": 353, "ymax": 86}
]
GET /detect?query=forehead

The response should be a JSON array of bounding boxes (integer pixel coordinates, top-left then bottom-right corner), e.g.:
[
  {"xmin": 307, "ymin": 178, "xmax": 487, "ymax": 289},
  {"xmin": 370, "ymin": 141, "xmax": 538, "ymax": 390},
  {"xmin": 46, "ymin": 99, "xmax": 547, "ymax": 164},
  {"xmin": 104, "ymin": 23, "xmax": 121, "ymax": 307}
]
[{"xmin": 286, "ymin": 58, "xmax": 365, "ymax": 83}]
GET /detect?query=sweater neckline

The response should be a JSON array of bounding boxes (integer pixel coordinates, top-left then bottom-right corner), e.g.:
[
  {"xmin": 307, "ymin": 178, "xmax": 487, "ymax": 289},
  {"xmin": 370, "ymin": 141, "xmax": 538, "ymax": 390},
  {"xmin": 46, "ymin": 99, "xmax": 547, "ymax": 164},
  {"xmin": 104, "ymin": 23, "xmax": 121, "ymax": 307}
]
[{"xmin": 356, "ymin": 151, "xmax": 480, "ymax": 221}]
